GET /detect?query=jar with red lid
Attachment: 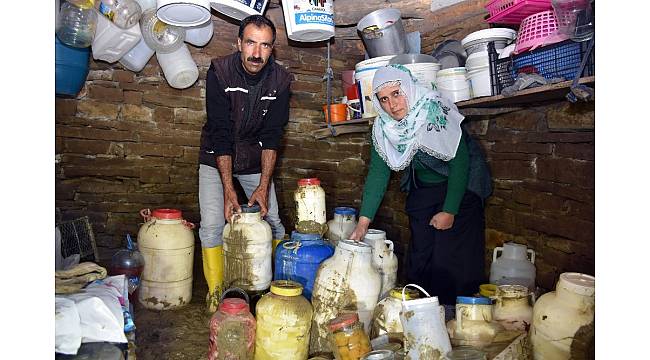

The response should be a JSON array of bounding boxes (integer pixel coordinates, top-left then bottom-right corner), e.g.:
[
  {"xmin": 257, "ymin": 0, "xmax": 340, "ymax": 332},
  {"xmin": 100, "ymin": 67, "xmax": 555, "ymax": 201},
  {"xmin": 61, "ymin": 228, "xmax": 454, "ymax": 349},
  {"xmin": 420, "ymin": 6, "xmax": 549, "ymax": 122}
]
[
  {"xmin": 208, "ymin": 288, "xmax": 256, "ymax": 360},
  {"xmin": 328, "ymin": 312, "xmax": 372, "ymax": 360},
  {"xmin": 294, "ymin": 178, "xmax": 327, "ymax": 235}
]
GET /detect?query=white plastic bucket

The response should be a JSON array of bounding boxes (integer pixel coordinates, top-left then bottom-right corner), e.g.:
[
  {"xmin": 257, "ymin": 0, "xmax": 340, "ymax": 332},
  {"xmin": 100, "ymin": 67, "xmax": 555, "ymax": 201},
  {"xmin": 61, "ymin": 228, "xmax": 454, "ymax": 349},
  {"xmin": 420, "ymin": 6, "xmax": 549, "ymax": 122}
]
[
  {"xmin": 281, "ymin": 0, "xmax": 334, "ymax": 42},
  {"xmin": 119, "ymin": 37, "xmax": 154, "ymax": 72},
  {"xmin": 184, "ymin": 19, "xmax": 213, "ymax": 47},
  {"xmin": 92, "ymin": 13, "xmax": 142, "ymax": 63},
  {"xmin": 437, "ymin": 67, "xmax": 471, "ymax": 103},
  {"xmin": 400, "ymin": 284, "xmax": 452, "ymax": 358},
  {"xmin": 467, "ymin": 65, "xmax": 491, "ymax": 98},
  {"xmin": 354, "ymin": 55, "xmax": 395, "ymax": 118},
  {"xmin": 211, "ymin": 0, "xmax": 269, "ymax": 21},
  {"xmin": 404, "ymin": 62, "xmax": 441, "ymax": 90},
  {"xmin": 157, "ymin": 43, "xmax": 199, "ymax": 89},
  {"xmin": 465, "ymin": 50, "xmax": 490, "ymax": 70}
]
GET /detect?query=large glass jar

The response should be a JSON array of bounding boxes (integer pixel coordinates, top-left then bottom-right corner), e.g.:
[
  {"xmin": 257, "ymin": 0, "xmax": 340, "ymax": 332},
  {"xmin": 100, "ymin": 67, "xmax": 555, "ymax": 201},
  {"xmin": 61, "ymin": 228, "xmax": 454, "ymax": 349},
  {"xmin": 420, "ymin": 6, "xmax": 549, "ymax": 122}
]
[
  {"xmin": 140, "ymin": 8, "xmax": 186, "ymax": 53},
  {"xmin": 294, "ymin": 178, "xmax": 327, "ymax": 235},
  {"xmin": 208, "ymin": 288, "xmax": 256, "ymax": 360},
  {"xmin": 328, "ymin": 313, "xmax": 372, "ymax": 360},
  {"xmin": 56, "ymin": 1, "xmax": 98, "ymax": 48},
  {"xmin": 95, "ymin": 0, "xmax": 142, "ymax": 29}
]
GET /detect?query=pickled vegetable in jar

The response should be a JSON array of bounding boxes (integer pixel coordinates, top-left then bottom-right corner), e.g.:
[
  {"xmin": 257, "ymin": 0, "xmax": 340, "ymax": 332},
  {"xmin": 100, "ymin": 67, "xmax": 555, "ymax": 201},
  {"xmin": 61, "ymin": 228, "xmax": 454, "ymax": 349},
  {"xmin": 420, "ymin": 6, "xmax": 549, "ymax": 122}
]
[{"xmin": 328, "ymin": 313, "xmax": 372, "ymax": 360}]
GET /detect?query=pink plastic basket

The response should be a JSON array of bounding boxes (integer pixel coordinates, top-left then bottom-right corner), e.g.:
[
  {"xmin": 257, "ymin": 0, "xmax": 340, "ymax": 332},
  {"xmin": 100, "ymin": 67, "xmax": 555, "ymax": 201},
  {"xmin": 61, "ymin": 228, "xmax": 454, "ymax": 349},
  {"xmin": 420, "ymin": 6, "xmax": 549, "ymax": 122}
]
[
  {"xmin": 514, "ymin": 10, "xmax": 569, "ymax": 54},
  {"xmin": 485, "ymin": 0, "xmax": 553, "ymax": 24}
]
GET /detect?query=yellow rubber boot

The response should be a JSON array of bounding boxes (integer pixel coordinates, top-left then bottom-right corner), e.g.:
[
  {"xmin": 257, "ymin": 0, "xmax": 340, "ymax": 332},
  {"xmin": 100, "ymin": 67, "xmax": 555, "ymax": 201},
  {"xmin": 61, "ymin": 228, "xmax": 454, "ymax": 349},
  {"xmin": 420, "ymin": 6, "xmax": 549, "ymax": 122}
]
[{"xmin": 202, "ymin": 246, "xmax": 223, "ymax": 313}]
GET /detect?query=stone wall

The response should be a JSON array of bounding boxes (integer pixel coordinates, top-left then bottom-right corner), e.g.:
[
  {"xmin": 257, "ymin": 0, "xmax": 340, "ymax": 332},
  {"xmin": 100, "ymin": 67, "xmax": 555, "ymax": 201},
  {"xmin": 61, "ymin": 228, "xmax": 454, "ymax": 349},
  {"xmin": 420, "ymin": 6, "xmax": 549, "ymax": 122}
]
[{"xmin": 55, "ymin": 1, "xmax": 594, "ymax": 290}]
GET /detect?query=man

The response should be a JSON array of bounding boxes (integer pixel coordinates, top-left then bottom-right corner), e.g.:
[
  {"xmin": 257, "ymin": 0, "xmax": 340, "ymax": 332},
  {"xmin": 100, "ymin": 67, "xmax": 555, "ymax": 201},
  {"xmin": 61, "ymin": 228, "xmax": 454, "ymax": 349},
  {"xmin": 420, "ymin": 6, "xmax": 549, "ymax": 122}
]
[{"xmin": 198, "ymin": 15, "xmax": 292, "ymax": 312}]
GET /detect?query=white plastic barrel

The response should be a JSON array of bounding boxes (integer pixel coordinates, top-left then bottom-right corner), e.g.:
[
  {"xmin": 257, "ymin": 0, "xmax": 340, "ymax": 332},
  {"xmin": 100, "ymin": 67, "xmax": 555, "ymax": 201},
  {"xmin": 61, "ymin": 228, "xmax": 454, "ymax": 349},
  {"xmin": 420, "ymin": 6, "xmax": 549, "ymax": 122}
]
[
  {"xmin": 156, "ymin": 43, "xmax": 199, "ymax": 89},
  {"xmin": 404, "ymin": 62, "xmax": 441, "ymax": 90},
  {"xmin": 184, "ymin": 19, "xmax": 214, "ymax": 47},
  {"xmin": 119, "ymin": 37, "xmax": 154, "ymax": 72},
  {"xmin": 281, "ymin": 0, "xmax": 334, "ymax": 42},
  {"xmin": 436, "ymin": 67, "xmax": 471, "ymax": 103},
  {"xmin": 211, "ymin": 0, "xmax": 269, "ymax": 21},
  {"xmin": 92, "ymin": 12, "xmax": 142, "ymax": 63},
  {"xmin": 354, "ymin": 55, "xmax": 395, "ymax": 118}
]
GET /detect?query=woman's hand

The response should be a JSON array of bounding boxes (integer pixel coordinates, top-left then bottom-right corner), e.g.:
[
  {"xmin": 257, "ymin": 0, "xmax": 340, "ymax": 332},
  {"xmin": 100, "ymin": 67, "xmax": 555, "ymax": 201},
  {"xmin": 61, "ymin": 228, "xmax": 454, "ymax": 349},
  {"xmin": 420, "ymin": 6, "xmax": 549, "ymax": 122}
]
[
  {"xmin": 430, "ymin": 212, "xmax": 455, "ymax": 230},
  {"xmin": 349, "ymin": 216, "xmax": 372, "ymax": 241}
]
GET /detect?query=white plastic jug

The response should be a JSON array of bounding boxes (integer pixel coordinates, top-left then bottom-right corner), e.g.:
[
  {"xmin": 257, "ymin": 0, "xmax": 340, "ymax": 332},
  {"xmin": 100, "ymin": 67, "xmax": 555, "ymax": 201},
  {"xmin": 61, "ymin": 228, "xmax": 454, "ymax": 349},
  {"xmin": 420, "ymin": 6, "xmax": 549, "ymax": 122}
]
[
  {"xmin": 400, "ymin": 284, "xmax": 452, "ymax": 359},
  {"xmin": 325, "ymin": 206, "xmax": 357, "ymax": 246},
  {"xmin": 374, "ymin": 240, "xmax": 398, "ymax": 300},
  {"xmin": 119, "ymin": 37, "xmax": 154, "ymax": 72},
  {"xmin": 156, "ymin": 43, "xmax": 199, "ymax": 89},
  {"xmin": 184, "ymin": 19, "xmax": 213, "ymax": 47},
  {"xmin": 489, "ymin": 242, "xmax": 536, "ymax": 291},
  {"xmin": 92, "ymin": 12, "xmax": 142, "ymax": 63}
]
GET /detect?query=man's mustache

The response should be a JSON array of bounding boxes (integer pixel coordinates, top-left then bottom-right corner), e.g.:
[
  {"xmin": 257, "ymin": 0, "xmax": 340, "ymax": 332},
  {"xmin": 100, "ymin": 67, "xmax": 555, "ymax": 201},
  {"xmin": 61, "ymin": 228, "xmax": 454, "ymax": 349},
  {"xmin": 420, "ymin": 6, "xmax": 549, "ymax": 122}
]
[{"xmin": 247, "ymin": 56, "xmax": 263, "ymax": 63}]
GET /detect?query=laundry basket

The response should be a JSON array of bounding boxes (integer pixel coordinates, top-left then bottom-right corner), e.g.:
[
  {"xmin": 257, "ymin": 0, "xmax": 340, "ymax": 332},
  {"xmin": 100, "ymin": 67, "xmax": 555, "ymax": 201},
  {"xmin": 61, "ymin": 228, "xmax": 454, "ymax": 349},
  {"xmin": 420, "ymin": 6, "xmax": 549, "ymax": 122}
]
[
  {"xmin": 514, "ymin": 10, "xmax": 568, "ymax": 54},
  {"xmin": 485, "ymin": 0, "xmax": 552, "ymax": 24}
]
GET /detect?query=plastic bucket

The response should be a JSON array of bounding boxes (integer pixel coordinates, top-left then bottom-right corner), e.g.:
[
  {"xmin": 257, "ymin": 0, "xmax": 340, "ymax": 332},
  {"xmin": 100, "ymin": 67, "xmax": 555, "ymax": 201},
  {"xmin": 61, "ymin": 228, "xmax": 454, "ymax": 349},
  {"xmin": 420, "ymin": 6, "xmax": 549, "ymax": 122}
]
[
  {"xmin": 119, "ymin": 37, "xmax": 154, "ymax": 72},
  {"xmin": 55, "ymin": 35, "xmax": 90, "ymax": 97},
  {"xmin": 323, "ymin": 104, "xmax": 348, "ymax": 123},
  {"xmin": 281, "ymin": 0, "xmax": 334, "ymax": 42},
  {"xmin": 404, "ymin": 62, "xmax": 442, "ymax": 90},
  {"xmin": 156, "ymin": 0, "xmax": 211, "ymax": 27},
  {"xmin": 357, "ymin": 8, "xmax": 408, "ymax": 58},
  {"xmin": 156, "ymin": 43, "xmax": 199, "ymax": 89},
  {"xmin": 184, "ymin": 19, "xmax": 213, "ymax": 47},
  {"xmin": 92, "ymin": 13, "xmax": 142, "ymax": 63},
  {"xmin": 437, "ymin": 67, "xmax": 471, "ymax": 103},
  {"xmin": 465, "ymin": 50, "xmax": 490, "ymax": 70},
  {"xmin": 354, "ymin": 55, "xmax": 395, "ymax": 118},
  {"xmin": 211, "ymin": 0, "xmax": 269, "ymax": 21},
  {"xmin": 467, "ymin": 65, "xmax": 491, "ymax": 98}
]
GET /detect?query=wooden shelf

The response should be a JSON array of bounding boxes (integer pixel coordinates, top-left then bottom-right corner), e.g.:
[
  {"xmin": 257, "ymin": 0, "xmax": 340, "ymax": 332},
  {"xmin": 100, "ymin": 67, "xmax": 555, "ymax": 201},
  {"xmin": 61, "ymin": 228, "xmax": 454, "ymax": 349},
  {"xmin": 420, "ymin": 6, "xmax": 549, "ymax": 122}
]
[{"xmin": 457, "ymin": 76, "xmax": 595, "ymax": 116}]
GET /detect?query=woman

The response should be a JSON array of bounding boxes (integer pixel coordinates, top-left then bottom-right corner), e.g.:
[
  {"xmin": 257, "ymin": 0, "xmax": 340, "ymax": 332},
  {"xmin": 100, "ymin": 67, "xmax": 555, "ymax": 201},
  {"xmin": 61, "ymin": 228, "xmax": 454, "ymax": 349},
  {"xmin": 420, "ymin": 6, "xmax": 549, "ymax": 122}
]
[{"xmin": 349, "ymin": 65, "xmax": 492, "ymax": 305}]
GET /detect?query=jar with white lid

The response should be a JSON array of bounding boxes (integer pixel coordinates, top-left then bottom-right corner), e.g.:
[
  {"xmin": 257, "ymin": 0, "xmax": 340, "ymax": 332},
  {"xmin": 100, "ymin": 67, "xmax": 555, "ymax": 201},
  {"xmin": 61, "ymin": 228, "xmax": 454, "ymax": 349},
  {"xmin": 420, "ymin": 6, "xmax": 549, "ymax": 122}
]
[{"xmin": 294, "ymin": 178, "xmax": 327, "ymax": 235}]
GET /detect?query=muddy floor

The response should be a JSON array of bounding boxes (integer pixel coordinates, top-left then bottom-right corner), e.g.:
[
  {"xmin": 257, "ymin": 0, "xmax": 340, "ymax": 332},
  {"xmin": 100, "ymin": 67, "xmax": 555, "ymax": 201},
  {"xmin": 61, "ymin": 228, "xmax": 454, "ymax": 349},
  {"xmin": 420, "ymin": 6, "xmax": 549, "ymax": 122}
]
[{"xmin": 134, "ymin": 248, "xmax": 212, "ymax": 360}]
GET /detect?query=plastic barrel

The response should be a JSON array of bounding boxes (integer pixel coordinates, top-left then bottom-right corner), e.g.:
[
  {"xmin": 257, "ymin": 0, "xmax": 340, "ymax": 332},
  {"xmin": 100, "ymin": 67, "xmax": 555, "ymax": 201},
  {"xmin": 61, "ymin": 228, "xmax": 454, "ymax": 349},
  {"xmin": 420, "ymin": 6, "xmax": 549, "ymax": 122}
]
[{"xmin": 55, "ymin": 36, "xmax": 90, "ymax": 97}]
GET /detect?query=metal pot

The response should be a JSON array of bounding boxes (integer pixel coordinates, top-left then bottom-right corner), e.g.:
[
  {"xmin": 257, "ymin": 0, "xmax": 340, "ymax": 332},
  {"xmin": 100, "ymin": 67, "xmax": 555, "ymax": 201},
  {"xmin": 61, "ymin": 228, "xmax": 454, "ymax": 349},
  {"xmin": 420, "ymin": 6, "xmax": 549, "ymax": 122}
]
[{"xmin": 357, "ymin": 8, "xmax": 407, "ymax": 58}]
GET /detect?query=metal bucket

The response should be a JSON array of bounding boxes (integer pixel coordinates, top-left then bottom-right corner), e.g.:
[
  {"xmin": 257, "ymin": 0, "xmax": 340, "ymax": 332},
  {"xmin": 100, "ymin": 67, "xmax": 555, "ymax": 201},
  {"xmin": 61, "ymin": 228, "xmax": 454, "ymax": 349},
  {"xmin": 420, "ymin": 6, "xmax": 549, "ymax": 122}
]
[{"xmin": 357, "ymin": 8, "xmax": 407, "ymax": 58}]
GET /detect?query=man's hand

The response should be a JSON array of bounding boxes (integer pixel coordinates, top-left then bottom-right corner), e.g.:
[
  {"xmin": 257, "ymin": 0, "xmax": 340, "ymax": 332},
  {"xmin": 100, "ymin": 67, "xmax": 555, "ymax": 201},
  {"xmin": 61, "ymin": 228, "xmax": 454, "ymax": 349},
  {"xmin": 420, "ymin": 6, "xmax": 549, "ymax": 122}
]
[
  {"xmin": 349, "ymin": 216, "xmax": 372, "ymax": 241},
  {"xmin": 224, "ymin": 188, "xmax": 241, "ymax": 222},
  {"xmin": 248, "ymin": 185, "xmax": 269, "ymax": 217},
  {"xmin": 430, "ymin": 211, "xmax": 455, "ymax": 230}
]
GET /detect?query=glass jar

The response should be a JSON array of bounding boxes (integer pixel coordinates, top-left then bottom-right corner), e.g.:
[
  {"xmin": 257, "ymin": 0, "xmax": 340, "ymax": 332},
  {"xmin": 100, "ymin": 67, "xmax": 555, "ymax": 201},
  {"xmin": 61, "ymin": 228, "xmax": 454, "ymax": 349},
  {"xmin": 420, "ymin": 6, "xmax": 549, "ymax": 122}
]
[
  {"xmin": 95, "ymin": 0, "xmax": 142, "ymax": 29},
  {"xmin": 445, "ymin": 347, "xmax": 487, "ymax": 360},
  {"xmin": 328, "ymin": 313, "xmax": 372, "ymax": 360},
  {"xmin": 294, "ymin": 178, "xmax": 327, "ymax": 235},
  {"xmin": 140, "ymin": 8, "xmax": 186, "ymax": 53},
  {"xmin": 56, "ymin": 1, "xmax": 98, "ymax": 48}
]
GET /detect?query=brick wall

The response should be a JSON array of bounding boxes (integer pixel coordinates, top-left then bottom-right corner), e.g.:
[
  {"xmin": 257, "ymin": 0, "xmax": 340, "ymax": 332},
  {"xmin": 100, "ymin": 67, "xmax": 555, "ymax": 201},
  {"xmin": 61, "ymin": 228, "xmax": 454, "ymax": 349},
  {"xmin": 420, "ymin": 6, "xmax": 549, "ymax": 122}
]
[{"xmin": 55, "ymin": 3, "xmax": 593, "ymax": 290}]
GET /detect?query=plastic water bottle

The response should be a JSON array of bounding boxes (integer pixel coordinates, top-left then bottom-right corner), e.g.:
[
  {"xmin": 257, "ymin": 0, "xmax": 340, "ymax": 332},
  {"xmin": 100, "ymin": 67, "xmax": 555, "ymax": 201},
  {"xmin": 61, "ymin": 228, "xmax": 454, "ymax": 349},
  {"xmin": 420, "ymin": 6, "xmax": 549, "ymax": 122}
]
[
  {"xmin": 110, "ymin": 234, "xmax": 145, "ymax": 303},
  {"xmin": 56, "ymin": 1, "xmax": 98, "ymax": 48},
  {"xmin": 67, "ymin": 0, "xmax": 96, "ymax": 9},
  {"xmin": 95, "ymin": 0, "xmax": 142, "ymax": 29}
]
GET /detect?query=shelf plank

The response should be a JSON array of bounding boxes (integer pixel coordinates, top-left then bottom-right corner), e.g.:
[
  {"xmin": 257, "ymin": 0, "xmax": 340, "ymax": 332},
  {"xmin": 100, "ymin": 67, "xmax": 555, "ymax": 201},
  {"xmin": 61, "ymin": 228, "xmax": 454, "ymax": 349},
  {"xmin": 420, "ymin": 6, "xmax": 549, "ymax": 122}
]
[
  {"xmin": 456, "ymin": 76, "xmax": 595, "ymax": 109},
  {"xmin": 311, "ymin": 125, "xmax": 370, "ymax": 139},
  {"xmin": 318, "ymin": 117, "xmax": 372, "ymax": 128}
]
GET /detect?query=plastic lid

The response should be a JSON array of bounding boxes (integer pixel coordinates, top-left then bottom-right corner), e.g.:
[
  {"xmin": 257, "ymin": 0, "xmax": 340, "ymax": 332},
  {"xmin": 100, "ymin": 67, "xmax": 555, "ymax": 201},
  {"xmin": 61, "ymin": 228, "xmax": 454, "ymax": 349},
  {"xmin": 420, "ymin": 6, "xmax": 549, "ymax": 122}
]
[
  {"xmin": 363, "ymin": 229, "xmax": 386, "ymax": 241},
  {"xmin": 291, "ymin": 230, "xmax": 322, "ymax": 242},
  {"xmin": 338, "ymin": 239, "xmax": 373, "ymax": 253},
  {"xmin": 328, "ymin": 312, "xmax": 359, "ymax": 332},
  {"xmin": 219, "ymin": 298, "xmax": 249, "ymax": 315},
  {"xmin": 156, "ymin": 1, "xmax": 211, "ymax": 27},
  {"xmin": 239, "ymin": 204, "xmax": 261, "ymax": 213},
  {"xmin": 298, "ymin": 178, "xmax": 321, "ymax": 186},
  {"xmin": 559, "ymin": 272, "xmax": 595, "ymax": 296},
  {"xmin": 457, "ymin": 296, "xmax": 492, "ymax": 305},
  {"xmin": 334, "ymin": 207, "xmax": 356, "ymax": 216},
  {"xmin": 152, "ymin": 208, "xmax": 182, "ymax": 219},
  {"xmin": 461, "ymin": 28, "xmax": 517, "ymax": 47},
  {"xmin": 390, "ymin": 287, "xmax": 419, "ymax": 300},
  {"xmin": 270, "ymin": 280, "xmax": 303, "ymax": 297}
]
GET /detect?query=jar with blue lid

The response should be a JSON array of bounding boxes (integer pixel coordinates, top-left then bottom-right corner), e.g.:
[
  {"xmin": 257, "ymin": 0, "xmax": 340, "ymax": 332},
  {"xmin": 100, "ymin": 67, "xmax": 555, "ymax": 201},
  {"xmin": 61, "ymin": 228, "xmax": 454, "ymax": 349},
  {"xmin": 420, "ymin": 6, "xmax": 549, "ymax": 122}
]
[{"xmin": 326, "ymin": 206, "xmax": 358, "ymax": 246}]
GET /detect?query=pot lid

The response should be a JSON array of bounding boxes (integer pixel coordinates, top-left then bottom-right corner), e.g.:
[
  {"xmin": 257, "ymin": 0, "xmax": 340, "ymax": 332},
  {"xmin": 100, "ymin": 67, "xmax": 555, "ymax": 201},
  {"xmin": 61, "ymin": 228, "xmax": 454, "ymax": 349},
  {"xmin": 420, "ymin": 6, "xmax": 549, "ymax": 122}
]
[{"xmin": 156, "ymin": 0, "xmax": 211, "ymax": 27}]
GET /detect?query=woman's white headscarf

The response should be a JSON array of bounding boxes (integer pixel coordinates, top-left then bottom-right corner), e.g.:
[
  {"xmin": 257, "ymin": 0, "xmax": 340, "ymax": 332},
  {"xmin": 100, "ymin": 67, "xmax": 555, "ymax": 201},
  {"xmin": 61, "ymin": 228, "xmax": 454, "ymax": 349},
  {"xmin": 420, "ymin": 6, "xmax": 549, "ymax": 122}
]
[{"xmin": 371, "ymin": 65, "xmax": 464, "ymax": 171}]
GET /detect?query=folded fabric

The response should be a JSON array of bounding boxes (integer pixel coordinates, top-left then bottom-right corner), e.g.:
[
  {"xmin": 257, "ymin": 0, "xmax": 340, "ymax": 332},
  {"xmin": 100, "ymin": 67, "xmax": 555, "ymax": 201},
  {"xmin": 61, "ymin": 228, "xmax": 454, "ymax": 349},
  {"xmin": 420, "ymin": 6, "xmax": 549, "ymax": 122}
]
[
  {"xmin": 55, "ymin": 262, "xmax": 107, "ymax": 294},
  {"xmin": 501, "ymin": 74, "xmax": 563, "ymax": 97}
]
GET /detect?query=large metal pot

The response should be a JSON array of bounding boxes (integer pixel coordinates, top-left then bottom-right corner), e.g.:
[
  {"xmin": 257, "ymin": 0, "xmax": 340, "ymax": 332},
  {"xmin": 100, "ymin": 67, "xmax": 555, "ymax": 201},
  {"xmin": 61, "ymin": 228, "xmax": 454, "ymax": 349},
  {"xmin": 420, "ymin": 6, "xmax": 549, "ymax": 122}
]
[{"xmin": 357, "ymin": 8, "xmax": 407, "ymax": 58}]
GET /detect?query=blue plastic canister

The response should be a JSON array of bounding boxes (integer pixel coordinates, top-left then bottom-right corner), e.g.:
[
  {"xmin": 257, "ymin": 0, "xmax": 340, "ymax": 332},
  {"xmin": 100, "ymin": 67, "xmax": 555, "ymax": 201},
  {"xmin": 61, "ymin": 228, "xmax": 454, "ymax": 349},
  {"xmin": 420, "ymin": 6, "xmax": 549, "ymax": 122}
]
[
  {"xmin": 273, "ymin": 231, "xmax": 334, "ymax": 300},
  {"xmin": 55, "ymin": 36, "xmax": 90, "ymax": 97}
]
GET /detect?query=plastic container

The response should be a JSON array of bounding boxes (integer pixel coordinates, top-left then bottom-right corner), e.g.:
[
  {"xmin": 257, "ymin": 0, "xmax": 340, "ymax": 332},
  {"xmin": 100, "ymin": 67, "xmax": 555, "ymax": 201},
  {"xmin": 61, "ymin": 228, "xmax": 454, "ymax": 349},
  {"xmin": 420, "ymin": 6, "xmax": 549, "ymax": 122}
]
[
  {"xmin": 436, "ymin": 67, "xmax": 471, "ymax": 103},
  {"xmin": 370, "ymin": 286, "xmax": 419, "ymax": 339},
  {"xmin": 273, "ymin": 233, "xmax": 335, "ymax": 300},
  {"xmin": 326, "ymin": 207, "xmax": 357, "ymax": 246},
  {"xmin": 492, "ymin": 284, "xmax": 533, "ymax": 331},
  {"xmin": 552, "ymin": 0, "xmax": 593, "ymax": 41},
  {"xmin": 92, "ymin": 12, "xmax": 142, "ymax": 63},
  {"xmin": 184, "ymin": 19, "xmax": 214, "ymax": 47},
  {"xmin": 362, "ymin": 229, "xmax": 386, "ymax": 248},
  {"xmin": 156, "ymin": 0, "xmax": 211, "ymax": 27},
  {"xmin": 310, "ymin": 240, "xmax": 381, "ymax": 353},
  {"xmin": 68, "ymin": 0, "xmax": 97, "ymax": 9},
  {"xmin": 372, "ymin": 240, "xmax": 398, "ymax": 300},
  {"xmin": 294, "ymin": 178, "xmax": 327, "ymax": 235},
  {"xmin": 530, "ymin": 272, "xmax": 594, "ymax": 360},
  {"xmin": 157, "ymin": 43, "xmax": 199, "ymax": 89},
  {"xmin": 461, "ymin": 28, "xmax": 517, "ymax": 56},
  {"xmin": 514, "ymin": 10, "xmax": 568, "ymax": 54},
  {"xmin": 211, "ymin": 0, "xmax": 269, "ymax": 21},
  {"xmin": 485, "ymin": 0, "xmax": 552, "ymax": 24},
  {"xmin": 281, "ymin": 0, "xmax": 334, "ymax": 42},
  {"xmin": 222, "ymin": 204, "xmax": 273, "ymax": 292},
  {"xmin": 403, "ymin": 62, "xmax": 441, "ymax": 90},
  {"xmin": 255, "ymin": 280, "xmax": 313, "ymax": 360},
  {"xmin": 323, "ymin": 104, "xmax": 348, "ymax": 123},
  {"xmin": 137, "ymin": 208, "xmax": 195, "ymax": 310},
  {"xmin": 95, "ymin": 0, "xmax": 143, "ymax": 29},
  {"xmin": 400, "ymin": 284, "xmax": 451, "ymax": 359},
  {"xmin": 328, "ymin": 312, "xmax": 372, "ymax": 360},
  {"xmin": 208, "ymin": 288, "xmax": 256, "ymax": 360},
  {"xmin": 445, "ymin": 347, "xmax": 487, "ymax": 360},
  {"xmin": 357, "ymin": 8, "xmax": 408, "ymax": 58},
  {"xmin": 361, "ymin": 350, "xmax": 394, "ymax": 360},
  {"xmin": 55, "ymin": 35, "xmax": 91, "ymax": 97},
  {"xmin": 140, "ymin": 8, "xmax": 185, "ymax": 53},
  {"xmin": 489, "ymin": 242, "xmax": 536, "ymax": 291},
  {"xmin": 354, "ymin": 55, "xmax": 395, "ymax": 118},
  {"xmin": 109, "ymin": 234, "xmax": 145, "ymax": 303},
  {"xmin": 119, "ymin": 37, "xmax": 154, "ymax": 72},
  {"xmin": 56, "ymin": 1, "xmax": 98, "ymax": 48},
  {"xmin": 134, "ymin": 0, "xmax": 156, "ymax": 10},
  {"xmin": 467, "ymin": 66, "xmax": 491, "ymax": 98},
  {"xmin": 446, "ymin": 296, "xmax": 503, "ymax": 349}
]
